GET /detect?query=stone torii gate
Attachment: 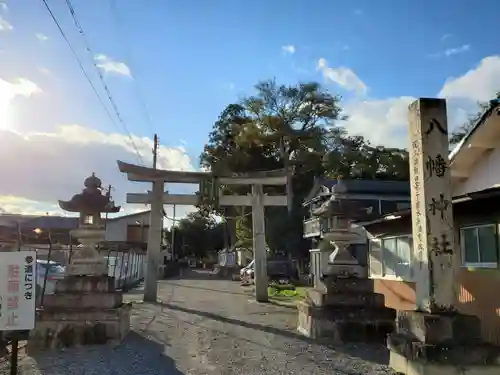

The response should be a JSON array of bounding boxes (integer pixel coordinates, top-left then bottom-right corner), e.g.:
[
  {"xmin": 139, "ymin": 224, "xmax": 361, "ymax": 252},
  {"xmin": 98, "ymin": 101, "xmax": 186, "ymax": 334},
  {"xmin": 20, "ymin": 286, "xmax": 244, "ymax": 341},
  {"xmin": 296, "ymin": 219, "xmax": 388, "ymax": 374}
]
[{"xmin": 117, "ymin": 161, "xmax": 288, "ymax": 302}]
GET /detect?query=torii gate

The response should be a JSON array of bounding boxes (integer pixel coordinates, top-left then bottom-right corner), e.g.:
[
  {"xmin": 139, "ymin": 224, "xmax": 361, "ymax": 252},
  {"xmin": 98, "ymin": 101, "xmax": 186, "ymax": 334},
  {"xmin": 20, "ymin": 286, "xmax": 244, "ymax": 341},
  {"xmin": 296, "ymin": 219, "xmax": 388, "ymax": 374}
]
[{"xmin": 117, "ymin": 161, "xmax": 288, "ymax": 302}]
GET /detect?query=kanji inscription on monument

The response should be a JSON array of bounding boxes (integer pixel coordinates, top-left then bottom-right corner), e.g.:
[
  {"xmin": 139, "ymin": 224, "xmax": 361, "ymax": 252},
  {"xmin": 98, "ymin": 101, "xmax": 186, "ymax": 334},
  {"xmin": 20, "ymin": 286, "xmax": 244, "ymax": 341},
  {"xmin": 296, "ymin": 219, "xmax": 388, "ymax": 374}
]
[{"xmin": 408, "ymin": 98, "xmax": 456, "ymax": 312}]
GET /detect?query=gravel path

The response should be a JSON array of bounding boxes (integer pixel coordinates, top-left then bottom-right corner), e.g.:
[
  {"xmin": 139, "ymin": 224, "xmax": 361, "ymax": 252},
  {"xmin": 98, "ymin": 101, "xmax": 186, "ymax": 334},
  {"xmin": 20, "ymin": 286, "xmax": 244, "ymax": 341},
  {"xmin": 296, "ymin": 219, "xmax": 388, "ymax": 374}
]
[{"xmin": 1, "ymin": 270, "xmax": 395, "ymax": 375}]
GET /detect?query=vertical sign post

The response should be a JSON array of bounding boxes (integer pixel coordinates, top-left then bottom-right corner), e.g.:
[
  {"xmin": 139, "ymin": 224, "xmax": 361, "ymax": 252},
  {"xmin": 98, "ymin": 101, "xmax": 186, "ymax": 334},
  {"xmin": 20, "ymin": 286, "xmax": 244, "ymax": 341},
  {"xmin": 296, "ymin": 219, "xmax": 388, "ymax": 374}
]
[
  {"xmin": 0, "ymin": 251, "xmax": 37, "ymax": 375},
  {"xmin": 408, "ymin": 98, "xmax": 456, "ymax": 313}
]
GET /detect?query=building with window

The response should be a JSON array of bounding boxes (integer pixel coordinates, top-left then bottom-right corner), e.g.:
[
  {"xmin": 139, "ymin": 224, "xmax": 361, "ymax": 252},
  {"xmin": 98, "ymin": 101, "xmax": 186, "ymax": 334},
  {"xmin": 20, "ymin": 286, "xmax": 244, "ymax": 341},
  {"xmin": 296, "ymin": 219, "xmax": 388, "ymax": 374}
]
[{"xmin": 361, "ymin": 98, "xmax": 500, "ymax": 344}]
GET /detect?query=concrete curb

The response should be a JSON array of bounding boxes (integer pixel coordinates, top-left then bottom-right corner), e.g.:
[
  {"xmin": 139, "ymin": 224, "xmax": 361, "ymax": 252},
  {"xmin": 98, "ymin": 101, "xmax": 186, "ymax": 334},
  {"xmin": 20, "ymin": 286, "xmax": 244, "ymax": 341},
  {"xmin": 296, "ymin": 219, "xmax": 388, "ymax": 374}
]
[{"xmin": 268, "ymin": 299, "xmax": 300, "ymax": 309}]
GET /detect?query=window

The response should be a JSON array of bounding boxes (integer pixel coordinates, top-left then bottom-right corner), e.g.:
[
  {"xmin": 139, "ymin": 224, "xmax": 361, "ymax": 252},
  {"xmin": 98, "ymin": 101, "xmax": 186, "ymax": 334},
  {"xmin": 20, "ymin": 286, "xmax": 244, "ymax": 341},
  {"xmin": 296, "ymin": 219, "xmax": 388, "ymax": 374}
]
[
  {"xmin": 369, "ymin": 235, "xmax": 414, "ymax": 281},
  {"xmin": 84, "ymin": 214, "xmax": 94, "ymax": 225},
  {"xmin": 460, "ymin": 224, "xmax": 498, "ymax": 268}
]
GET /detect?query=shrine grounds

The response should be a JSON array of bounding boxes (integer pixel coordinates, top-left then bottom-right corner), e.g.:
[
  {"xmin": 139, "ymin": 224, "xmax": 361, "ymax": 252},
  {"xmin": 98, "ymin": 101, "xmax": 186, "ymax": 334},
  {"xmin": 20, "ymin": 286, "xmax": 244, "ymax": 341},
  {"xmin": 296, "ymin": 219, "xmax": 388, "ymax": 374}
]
[{"xmin": 1, "ymin": 269, "xmax": 395, "ymax": 375}]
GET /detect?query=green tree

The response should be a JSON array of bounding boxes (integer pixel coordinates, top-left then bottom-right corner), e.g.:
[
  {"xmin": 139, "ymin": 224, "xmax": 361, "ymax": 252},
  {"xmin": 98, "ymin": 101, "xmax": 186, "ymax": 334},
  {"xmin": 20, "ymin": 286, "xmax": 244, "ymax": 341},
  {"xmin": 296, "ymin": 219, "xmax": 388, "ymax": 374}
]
[
  {"xmin": 199, "ymin": 78, "xmax": 412, "ymax": 259},
  {"xmin": 449, "ymin": 93, "xmax": 500, "ymax": 146},
  {"xmin": 165, "ymin": 211, "xmax": 225, "ymax": 259}
]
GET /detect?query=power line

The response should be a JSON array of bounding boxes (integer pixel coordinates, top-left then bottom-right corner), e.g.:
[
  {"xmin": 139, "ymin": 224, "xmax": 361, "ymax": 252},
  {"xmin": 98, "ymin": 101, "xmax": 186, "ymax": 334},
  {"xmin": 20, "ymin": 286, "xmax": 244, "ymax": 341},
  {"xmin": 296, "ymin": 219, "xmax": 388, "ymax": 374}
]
[
  {"xmin": 40, "ymin": 0, "xmax": 144, "ymax": 166},
  {"xmin": 63, "ymin": 0, "xmax": 144, "ymax": 166},
  {"xmin": 39, "ymin": 1, "xmax": 126, "ymax": 145},
  {"xmin": 109, "ymin": 0, "xmax": 156, "ymax": 135}
]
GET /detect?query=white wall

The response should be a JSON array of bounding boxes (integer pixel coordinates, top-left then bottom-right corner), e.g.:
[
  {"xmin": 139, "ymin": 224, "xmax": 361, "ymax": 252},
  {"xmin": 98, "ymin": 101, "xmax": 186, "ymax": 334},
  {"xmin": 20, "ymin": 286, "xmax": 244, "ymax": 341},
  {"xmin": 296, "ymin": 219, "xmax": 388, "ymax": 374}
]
[
  {"xmin": 105, "ymin": 212, "xmax": 150, "ymax": 242},
  {"xmin": 453, "ymin": 143, "xmax": 500, "ymax": 196}
]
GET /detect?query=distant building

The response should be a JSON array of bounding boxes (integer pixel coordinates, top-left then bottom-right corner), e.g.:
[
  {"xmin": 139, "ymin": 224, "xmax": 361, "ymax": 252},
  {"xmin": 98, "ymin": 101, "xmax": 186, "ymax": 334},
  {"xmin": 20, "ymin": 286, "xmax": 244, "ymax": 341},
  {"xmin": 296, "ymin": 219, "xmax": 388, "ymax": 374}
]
[{"xmin": 105, "ymin": 210, "xmax": 151, "ymax": 243}]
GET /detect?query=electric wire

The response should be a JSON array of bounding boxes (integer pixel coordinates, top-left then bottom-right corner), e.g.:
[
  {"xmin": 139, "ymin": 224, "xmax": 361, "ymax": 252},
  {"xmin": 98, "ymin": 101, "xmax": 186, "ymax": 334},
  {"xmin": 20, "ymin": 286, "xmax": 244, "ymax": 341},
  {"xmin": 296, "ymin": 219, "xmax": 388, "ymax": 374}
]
[
  {"xmin": 40, "ymin": 0, "xmax": 144, "ymax": 165},
  {"xmin": 63, "ymin": 0, "xmax": 145, "ymax": 166},
  {"xmin": 39, "ymin": 0, "xmax": 133, "ymax": 158},
  {"xmin": 108, "ymin": 0, "xmax": 156, "ymax": 135}
]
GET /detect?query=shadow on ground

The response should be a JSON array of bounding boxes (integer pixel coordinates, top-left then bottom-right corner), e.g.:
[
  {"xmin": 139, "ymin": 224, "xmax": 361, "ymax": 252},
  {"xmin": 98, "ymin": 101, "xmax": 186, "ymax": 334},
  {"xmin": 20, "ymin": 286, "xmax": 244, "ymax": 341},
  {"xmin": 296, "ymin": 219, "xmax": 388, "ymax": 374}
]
[
  {"xmin": 154, "ymin": 300, "xmax": 389, "ymax": 366},
  {"xmin": 30, "ymin": 331, "xmax": 184, "ymax": 375}
]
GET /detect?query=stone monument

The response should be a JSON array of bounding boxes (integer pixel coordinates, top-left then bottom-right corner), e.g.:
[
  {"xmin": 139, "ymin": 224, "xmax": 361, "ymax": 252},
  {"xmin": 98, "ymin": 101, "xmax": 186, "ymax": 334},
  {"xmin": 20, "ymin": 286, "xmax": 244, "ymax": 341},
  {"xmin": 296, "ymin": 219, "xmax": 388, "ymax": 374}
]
[
  {"xmin": 27, "ymin": 173, "xmax": 132, "ymax": 352},
  {"xmin": 297, "ymin": 180, "xmax": 395, "ymax": 342},
  {"xmin": 388, "ymin": 99, "xmax": 500, "ymax": 374}
]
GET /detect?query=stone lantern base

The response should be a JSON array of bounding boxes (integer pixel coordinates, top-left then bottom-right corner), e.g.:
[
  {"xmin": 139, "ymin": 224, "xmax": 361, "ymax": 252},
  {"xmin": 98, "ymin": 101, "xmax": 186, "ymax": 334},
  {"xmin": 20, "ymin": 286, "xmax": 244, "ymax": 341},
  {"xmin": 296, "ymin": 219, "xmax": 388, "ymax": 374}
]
[
  {"xmin": 26, "ymin": 275, "xmax": 131, "ymax": 353},
  {"xmin": 388, "ymin": 310, "xmax": 500, "ymax": 375},
  {"xmin": 297, "ymin": 278, "xmax": 395, "ymax": 343}
]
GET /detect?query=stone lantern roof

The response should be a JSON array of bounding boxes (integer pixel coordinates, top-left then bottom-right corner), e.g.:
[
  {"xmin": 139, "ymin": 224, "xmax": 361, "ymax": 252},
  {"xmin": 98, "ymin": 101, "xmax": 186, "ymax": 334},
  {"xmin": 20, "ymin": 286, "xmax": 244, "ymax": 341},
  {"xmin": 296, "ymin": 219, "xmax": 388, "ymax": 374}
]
[{"xmin": 58, "ymin": 173, "xmax": 121, "ymax": 213}]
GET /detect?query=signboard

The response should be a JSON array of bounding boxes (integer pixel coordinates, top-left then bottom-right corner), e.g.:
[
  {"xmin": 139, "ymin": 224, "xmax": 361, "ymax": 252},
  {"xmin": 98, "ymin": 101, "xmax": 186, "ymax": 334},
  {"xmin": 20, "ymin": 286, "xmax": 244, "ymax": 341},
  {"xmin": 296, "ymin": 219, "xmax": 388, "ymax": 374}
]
[{"xmin": 0, "ymin": 251, "xmax": 36, "ymax": 331}]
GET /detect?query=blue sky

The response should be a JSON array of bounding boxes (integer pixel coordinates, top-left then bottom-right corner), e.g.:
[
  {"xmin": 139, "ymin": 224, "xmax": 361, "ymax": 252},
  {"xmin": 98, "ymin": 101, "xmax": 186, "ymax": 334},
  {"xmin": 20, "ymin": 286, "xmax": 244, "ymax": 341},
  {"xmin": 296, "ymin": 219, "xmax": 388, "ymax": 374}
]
[{"xmin": 1, "ymin": 0, "xmax": 500, "ymax": 219}]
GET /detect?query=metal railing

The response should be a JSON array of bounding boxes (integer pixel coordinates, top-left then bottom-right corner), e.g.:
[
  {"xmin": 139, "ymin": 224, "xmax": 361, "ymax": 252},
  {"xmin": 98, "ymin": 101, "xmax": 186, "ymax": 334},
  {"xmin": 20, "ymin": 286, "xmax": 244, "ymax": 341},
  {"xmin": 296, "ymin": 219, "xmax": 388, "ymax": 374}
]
[
  {"xmin": 28, "ymin": 245, "xmax": 147, "ymax": 308},
  {"xmin": 103, "ymin": 248, "xmax": 147, "ymax": 290}
]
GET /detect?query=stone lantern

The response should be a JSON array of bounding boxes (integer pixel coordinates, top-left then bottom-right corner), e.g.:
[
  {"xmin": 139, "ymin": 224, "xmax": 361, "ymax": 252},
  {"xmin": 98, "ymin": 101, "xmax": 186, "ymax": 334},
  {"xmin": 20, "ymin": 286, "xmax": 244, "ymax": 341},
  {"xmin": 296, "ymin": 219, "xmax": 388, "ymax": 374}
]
[
  {"xmin": 27, "ymin": 173, "xmax": 131, "ymax": 353},
  {"xmin": 297, "ymin": 178, "xmax": 395, "ymax": 343},
  {"xmin": 58, "ymin": 173, "xmax": 121, "ymax": 276}
]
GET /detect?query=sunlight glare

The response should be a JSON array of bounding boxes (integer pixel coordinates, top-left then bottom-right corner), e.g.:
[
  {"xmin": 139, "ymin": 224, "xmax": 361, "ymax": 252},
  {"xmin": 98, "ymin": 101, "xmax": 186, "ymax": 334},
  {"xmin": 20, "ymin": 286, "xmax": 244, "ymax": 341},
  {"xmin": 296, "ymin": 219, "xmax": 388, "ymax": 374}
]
[{"xmin": 0, "ymin": 78, "xmax": 41, "ymax": 131}]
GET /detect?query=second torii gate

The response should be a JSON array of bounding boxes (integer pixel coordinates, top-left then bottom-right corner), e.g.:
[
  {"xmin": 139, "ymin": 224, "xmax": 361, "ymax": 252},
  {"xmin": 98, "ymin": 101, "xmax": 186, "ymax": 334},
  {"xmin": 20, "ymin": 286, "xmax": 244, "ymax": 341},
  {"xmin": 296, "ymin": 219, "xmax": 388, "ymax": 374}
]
[{"xmin": 117, "ymin": 161, "xmax": 288, "ymax": 302}]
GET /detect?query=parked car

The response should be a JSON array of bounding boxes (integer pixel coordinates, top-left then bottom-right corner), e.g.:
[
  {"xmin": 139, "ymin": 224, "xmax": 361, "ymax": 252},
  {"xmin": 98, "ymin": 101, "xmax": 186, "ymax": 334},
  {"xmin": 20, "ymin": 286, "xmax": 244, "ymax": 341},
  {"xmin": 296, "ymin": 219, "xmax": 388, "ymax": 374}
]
[
  {"xmin": 36, "ymin": 259, "xmax": 65, "ymax": 298},
  {"xmin": 243, "ymin": 258, "xmax": 299, "ymax": 283}
]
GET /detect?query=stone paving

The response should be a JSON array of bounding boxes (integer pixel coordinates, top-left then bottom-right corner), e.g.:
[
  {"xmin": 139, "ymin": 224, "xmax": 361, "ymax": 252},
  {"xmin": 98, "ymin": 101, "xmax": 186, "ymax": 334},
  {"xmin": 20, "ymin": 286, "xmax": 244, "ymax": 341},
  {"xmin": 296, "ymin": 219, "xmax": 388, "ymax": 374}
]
[{"xmin": 1, "ymin": 269, "xmax": 395, "ymax": 375}]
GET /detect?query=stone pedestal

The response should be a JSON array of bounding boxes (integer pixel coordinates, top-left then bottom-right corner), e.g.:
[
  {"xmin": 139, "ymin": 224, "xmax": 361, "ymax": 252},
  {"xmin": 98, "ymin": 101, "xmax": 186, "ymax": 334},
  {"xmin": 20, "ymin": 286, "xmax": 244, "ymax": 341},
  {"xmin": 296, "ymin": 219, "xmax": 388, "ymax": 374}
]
[
  {"xmin": 27, "ymin": 275, "xmax": 131, "ymax": 353},
  {"xmin": 297, "ymin": 277, "xmax": 395, "ymax": 342},
  {"xmin": 388, "ymin": 310, "xmax": 500, "ymax": 374}
]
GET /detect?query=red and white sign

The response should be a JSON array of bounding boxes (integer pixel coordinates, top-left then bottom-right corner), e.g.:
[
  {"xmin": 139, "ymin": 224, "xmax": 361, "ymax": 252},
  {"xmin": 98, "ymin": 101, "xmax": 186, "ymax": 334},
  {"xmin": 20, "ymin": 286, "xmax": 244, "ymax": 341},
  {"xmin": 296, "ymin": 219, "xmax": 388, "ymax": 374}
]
[{"xmin": 0, "ymin": 251, "xmax": 37, "ymax": 331}]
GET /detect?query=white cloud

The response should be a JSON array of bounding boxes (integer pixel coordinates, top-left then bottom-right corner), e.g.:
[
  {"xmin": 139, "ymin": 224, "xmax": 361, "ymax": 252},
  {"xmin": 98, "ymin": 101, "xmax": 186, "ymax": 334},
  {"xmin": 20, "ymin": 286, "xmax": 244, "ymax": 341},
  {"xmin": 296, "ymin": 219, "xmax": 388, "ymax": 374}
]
[
  {"xmin": 0, "ymin": 196, "xmax": 65, "ymax": 216},
  {"xmin": 342, "ymin": 55, "xmax": 500, "ymax": 148},
  {"xmin": 431, "ymin": 44, "xmax": 470, "ymax": 58},
  {"xmin": 39, "ymin": 67, "xmax": 51, "ymax": 76},
  {"xmin": 343, "ymin": 97, "xmax": 416, "ymax": 148},
  {"xmin": 282, "ymin": 45, "xmax": 296, "ymax": 55},
  {"xmin": 0, "ymin": 2, "xmax": 7, "ymax": 12},
  {"xmin": 317, "ymin": 57, "xmax": 368, "ymax": 95},
  {"xmin": 94, "ymin": 54, "xmax": 131, "ymax": 77},
  {"xmin": 438, "ymin": 56, "xmax": 500, "ymax": 102},
  {"xmin": 35, "ymin": 33, "xmax": 49, "ymax": 42},
  {"xmin": 441, "ymin": 33, "xmax": 452, "ymax": 42},
  {"xmin": 444, "ymin": 44, "xmax": 470, "ymax": 56},
  {"xmin": 0, "ymin": 125, "xmax": 196, "ymax": 222},
  {"xmin": 0, "ymin": 15, "xmax": 12, "ymax": 31}
]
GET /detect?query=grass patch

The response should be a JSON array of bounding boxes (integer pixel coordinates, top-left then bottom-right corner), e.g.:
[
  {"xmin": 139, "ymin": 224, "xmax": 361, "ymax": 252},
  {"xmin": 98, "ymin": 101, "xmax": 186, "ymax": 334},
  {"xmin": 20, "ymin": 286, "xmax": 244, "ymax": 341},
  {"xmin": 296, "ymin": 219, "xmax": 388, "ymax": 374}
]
[{"xmin": 267, "ymin": 284, "xmax": 308, "ymax": 301}]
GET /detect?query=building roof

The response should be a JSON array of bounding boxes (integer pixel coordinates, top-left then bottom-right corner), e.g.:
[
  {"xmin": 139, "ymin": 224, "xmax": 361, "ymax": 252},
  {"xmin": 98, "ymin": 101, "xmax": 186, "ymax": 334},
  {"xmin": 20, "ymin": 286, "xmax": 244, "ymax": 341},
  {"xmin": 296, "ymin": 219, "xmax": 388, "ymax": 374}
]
[
  {"xmin": 106, "ymin": 210, "xmax": 151, "ymax": 222},
  {"xmin": 360, "ymin": 185, "xmax": 500, "ymax": 230},
  {"xmin": 0, "ymin": 214, "xmax": 79, "ymax": 230},
  {"xmin": 450, "ymin": 98, "xmax": 500, "ymax": 184},
  {"xmin": 303, "ymin": 178, "xmax": 410, "ymax": 206}
]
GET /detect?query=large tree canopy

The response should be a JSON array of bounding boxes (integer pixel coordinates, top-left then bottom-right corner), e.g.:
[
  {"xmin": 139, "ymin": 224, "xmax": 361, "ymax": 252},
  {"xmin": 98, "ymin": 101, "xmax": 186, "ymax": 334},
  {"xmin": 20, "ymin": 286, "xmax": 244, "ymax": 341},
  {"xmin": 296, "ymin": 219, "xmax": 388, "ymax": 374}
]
[{"xmin": 197, "ymin": 79, "xmax": 410, "ymax": 259}]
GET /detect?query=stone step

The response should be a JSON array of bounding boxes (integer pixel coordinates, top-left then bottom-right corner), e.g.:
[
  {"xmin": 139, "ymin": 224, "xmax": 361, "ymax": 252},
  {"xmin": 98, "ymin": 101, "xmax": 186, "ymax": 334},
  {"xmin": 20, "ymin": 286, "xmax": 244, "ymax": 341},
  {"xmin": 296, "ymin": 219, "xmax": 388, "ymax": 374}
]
[
  {"xmin": 324, "ymin": 278, "xmax": 375, "ymax": 294},
  {"xmin": 36, "ymin": 304, "xmax": 131, "ymax": 322},
  {"xmin": 298, "ymin": 300, "xmax": 396, "ymax": 322},
  {"xmin": 307, "ymin": 289, "xmax": 385, "ymax": 307},
  {"xmin": 297, "ymin": 305, "xmax": 395, "ymax": 342},
  {"xmin": 42, "ymin": 292, "xmax": 123, "ymax": 309},
  {"xmin": 395, "ymin": 310, "xmax": 483, "ymax": 345},
  {"xmin": 388, "ymin": 333, "xmax": 500, "ymax": 367},
  {"xmin": 55, "ymin": 275, "xmax": 116, "ymax": 293}
]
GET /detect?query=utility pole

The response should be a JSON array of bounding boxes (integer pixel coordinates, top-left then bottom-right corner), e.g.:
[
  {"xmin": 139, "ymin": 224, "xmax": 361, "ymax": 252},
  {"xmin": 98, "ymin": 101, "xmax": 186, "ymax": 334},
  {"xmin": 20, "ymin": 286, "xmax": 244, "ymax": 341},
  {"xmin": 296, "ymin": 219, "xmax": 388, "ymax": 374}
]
[
  {"xmin": 152, "ymin": 133, "xmax": 159, "ymax": 169},
  {"xmin": 171, "ymin": 204, "xmax": 176, "ymax": 260},
  {"xmin": 104, "ymin": 184, "xmax": 112, "ymax": 267},
  {"xmin": 144, "ymin": 133, "xmax": 163, "ymax": 302}
]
